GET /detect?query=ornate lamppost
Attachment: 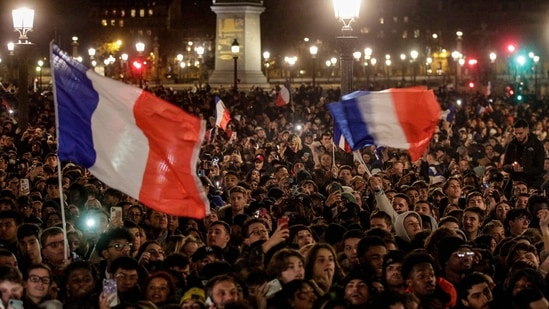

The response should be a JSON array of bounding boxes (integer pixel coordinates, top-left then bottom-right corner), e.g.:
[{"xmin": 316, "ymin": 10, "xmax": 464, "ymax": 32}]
[
  {"xmin": 12, "ymin": 7, "xmax": 34, "ymax": 130},
  {"xmin": 231, "ymin": 39, "xmax": 240, "ymax": 91},
  {"xmin": 309, "ymin": 46, "xmax": 318, "ymax": 88},
  {"xmin": 332, "ymin": 0, "xmax": 360, "ymax": 96}
]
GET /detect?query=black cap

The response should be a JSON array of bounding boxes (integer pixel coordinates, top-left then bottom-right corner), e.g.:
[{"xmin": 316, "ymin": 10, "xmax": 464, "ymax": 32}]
[{"xmin": 192, "ymin": 246, "xmax": 224, "ymax": 262}]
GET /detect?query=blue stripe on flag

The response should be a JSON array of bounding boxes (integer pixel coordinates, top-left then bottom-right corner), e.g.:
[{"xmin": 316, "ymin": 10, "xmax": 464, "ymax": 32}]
[{"xmin": 52, "ymin": 45, "xmax": 99, "ymax": 167}]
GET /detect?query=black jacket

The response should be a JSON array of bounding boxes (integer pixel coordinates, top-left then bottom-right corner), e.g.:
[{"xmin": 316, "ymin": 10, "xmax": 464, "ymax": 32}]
[{"xmin": 503, "ymin": 133, "xmax": 545, "ymax": 189}]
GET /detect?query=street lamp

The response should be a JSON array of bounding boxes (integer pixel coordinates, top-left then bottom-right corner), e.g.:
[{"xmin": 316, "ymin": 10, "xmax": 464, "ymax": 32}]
[
  {"xmin": 231, "ymin": 38, "xmax": 240, "ymax": 91},
  {"xmin": 353, "ymin": 51, "xmax": 361, "ymax": 86},
  {"xmin": 410, "ymin": 50, "xmax": 418, "ymax": 83},
  {"xmin": 284, "ymin": 56, "xmax": 297, "ymax": 82},
  {"xmin": 196, "ymin": 46, "xmax": 204, "ymax": 85},
  {"xmin": 452, "ymin": 50, "xmax": 462, "ymax": 86},
  {"xmin": 12, "ymin": 7, "xmax": 34, "ymax": 130},
  {"xmin": 364, "ymin": 47, "xmax": 372, "ymax": 86},
  {"xmin": 136, "ymin": 42, "xmax": 145, "ymax": 54},
  {"xmin": 36, "ymin": 59, "xmax": 43, "ymax": 91},
  {"xmin": 400, "ymin": 53, "xmax": 406, "ymax": 83},
  {"xmin": 533, "ymin": 55, "xmax": 540, "ymax": 98},
  {"xmin": 176, "ymin": 54, "xmax": 183, "ymax": 82},
  {"xmin": 263, "ymin": 51, "xmax": 270, "ymax": 82},
  {"xmin": 333, "ymin": 0, "xmax": 360, "ymax": 96},
  {"xmin": 72, "ymin": 36, "xmax": 79, "ymax": 58},
  {"xmin": 309, "ymin": 45, "xmax": 318, "ymax": 88},
  {"xmin": 426, "ymin": 57, "xmax": 433, "ymax": 81},
  {"xmin": 385, "ymin": 58, "xmax": 392, "ymax": 86}
]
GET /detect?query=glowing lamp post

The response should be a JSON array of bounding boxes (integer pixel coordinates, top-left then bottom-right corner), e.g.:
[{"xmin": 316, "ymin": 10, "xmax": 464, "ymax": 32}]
[
  {"xmin": 263, "ymin": 51, "xmax": 270, "ymax": 82},
  {"xmin": 333, "ymin": 0, "xmax": 360, "ymax": 96},
  {"xmin": 12, "ymin": 7, "xmax": 34, "ymax": 130},
  {"xmin": 309, "ymin": 45, "xmax": 318, "ymax": 88},
  {"xmin": 231, "ymin": 39, "xmax": 240, "ymax": 91}
]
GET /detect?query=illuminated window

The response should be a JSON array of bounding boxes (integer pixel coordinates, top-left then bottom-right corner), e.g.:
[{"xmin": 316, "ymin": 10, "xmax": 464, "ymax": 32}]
[
  {"xmin": 119, "ymin": 19, "xmax": 124, "ymax": 27},
  {"xmin": 138, "ymin": 30, "xmax": 143, "ymax": 36},
  {"xmin": 131, "ymin": 9, "xmax": 136, "ymax": 17},
  {"xmin": 393, "ymin": 17, "xmax": 398, "ymax": 23},
  {"xmin": 101, "ymin": 19, "xmax": 107, "ymax": 27},
  {"xmin": 140, "ymin": 9, "xmax": 145, "ymax": 17},
  {"xmin": 112, "ymin": 9, "xmax": 117, "ymax": 16},
  {"xmin": 380, "ymin": 17, "xmax": 384, "ymax": 24},
  {"xmin": 404, "ymin": 16, "xmax": 409, "ymax": 23},
  {"xmin": 148, "ymin": 9, "xmax": 154, "ymax": 16},
  {"xmin": 414, "ymin": 29, "xmax": 420, "ymax": 38},
  {"xmin": 110, "ymin": 19, "xmax": 116, "ymax": 26},
  {"xmin": 121, "ymin": 10, "xmax": 125, "ymax": 17},
  {"xmin": 104, "ymin": 9, "xmax": 108, "ymax": 16},
  {"xmin": 401, "ymin": 30, "xmax": 408, "ymax": 39}
]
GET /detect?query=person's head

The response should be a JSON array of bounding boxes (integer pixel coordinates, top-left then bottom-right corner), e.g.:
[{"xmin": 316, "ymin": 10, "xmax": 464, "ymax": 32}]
[
  {"xmin": 507, "ymin": 242, "xmax": 540, "ymax": 269},
  {"xmin": 96, "ymin": 227, "xmax": 133, "ymax": 264},
  {"xmin": 493, "ymin": 201, "xmax": 511, "ymax": 222},
  {"xmin": 383, "ymin": 250, "xmax": 406, "ymax": 289},
  {"xmin": 443, "ymin": 177, "xmax": 462, "ymax": 199},
  {"xmin": 289, "ymin": 225, "xmax": 315, "ymax": 249},
  {"xmin": 110, "ymin": 256, "xmax": 141, "ymax": 294},
  {"xmin": 282, "ymin": 279, "xmax": 317, "ymax": 309},
  {"xmin": 127, "ymin": 205, "xmax": 144, "ymax": 223},
  {"xmin": 305, "ymin": 243, "xmax": 343, "ymax": 283},
  {"xmin": 457, "ymin": 272, "xmax": 493, "ymax": 309},
  {"xmin": 357, "ymin": 236, "xmax": 387, "ymax": 278},
  {"xmin": 243, "ymin": 218, "xmax": 270, "ymax": 245},
  {"xmin": 40, "ymin": 227, "xmax": 65, "ymax": 265},
  {"xmin": 163, "ymin": 253, "xmax": 191, "ymax": 285},
  {"xmin": 438, "ymin": 216, "xmax": 460, "ymax": 230},
  {"xmin": 191, "ymin": 246, "xmax": 223, "ymax": 274},
  {"xmin": 414, "ymin": 200, "xmax": 436, "ymax": 218},
  {"xmin": 395, "ymin": 211, "xmax": 422, "ymax": 241},
  {"xmin": 343, "ymin": 273, "xmax": 370, "ymax": 306},
  {"xmin": 63, "ymin": 260, "xmax": 97, "ymax": 300},
  {"xmin": 402, "ymin": 252, "xmax": 436, "ymax": 297},
  {"xmin": 392, "ymin": 193, "xmax": 410, "ymax": 214},
  {"xmin": 513, "ymin": 288, "xmax": 549, "ymax": 309},
  {"xmin": 513, "ymin": 119, "xmax": 530, "ymax": 144},
  {"xmin": 17, "ymin": 223, "xmax": 41, "ymax": 264},
  {"xmin": 24, "ymin": 264, "xmax": 52, "ymax": 303},
  {"xmin": 144, "ymin": 271, "xmax": 176, "ymax": 305},
  {"xmin": 206, "ymin": 274, "xmax": 240, "ymax": 309},
  {"xmin": 207, "ymin": 221, "xmax": 231, "ymax": 249},
  {"xmin": 137, "ymin": 240, "xmax": 165, "ymax": 271},
  {"xmin": 223, "ymin": 171, "xmax": 240, "ymax": 190},
  {"xmin": 462, "ymin": 207, "xmax": 485, "ymax": 235},
  {"xmin": 267, "ymin": 248, "xmax": 305, "ymax": 284},
  {"xmin": 479, "ymin": 213, "xmax": 499, "ymax": 235},
  {"xmin": 0, "ymin": 210, "xmax": 23, "ymax": 243},
  {"xmin": 147, "ymin": 209, "xmax": 168, "ymax": 230},
  {"xmin": 438, "ymin": 236, "xmax": 474, "ymax": 275},
  {"xmin": 369, "ymin": 211, "xmax": 393, "ymax": 232},
  {"xmin": 342, "ymin": 229, "xmax": 365, "ymax": 266},
  {"xmin": 466, "ymin": 191, "xmax": 486, "ymax": 211},
  {"xmin": 0, "ymin": 265, "xmax": 23, "ymax": 307},
  {"xmin": 229, "ymin": 186, "xmax": 248, "ymax": 213},
  {"xmin": 506, "ymin": 208, "xmax": 531, "ymax": 236},
  {"xmin": 507, "ymin": 268, "xmax": 547, "ymax": 297}
]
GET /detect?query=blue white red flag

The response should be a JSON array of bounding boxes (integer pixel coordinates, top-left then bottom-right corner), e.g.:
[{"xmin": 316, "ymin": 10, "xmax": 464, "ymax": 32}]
[
  {"xmin": 276, "ymin": 80, "xmax": 291, "ymax": 107},
  {"xmin": 215, "ymin": 96, "xmax": 231, "ymax": 131},
  {"xmin": 51, "ymin": 45, "xmax": 209, "ymax": 219},
  {"xmin": 326, "ymin": 87, "xmax": 441, "ymax": 161},
  {"xmin": 333, "ymin": 123, "xmax": 351, "ymax": 152}
]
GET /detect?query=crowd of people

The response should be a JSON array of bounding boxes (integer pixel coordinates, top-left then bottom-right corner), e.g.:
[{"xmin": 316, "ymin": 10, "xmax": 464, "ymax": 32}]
[{"xmin": 0, "ymin": 80, "xmax": 548, "ymax": 309}]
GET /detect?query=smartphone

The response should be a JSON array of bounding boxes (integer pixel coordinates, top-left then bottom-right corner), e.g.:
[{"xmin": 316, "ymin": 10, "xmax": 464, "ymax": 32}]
[
  {"xmin": 277, "ymin": 216, "xmax": 289, "ymax": 229},
  {"xmin": 265, "ymin": 279, "xmax": 282, "ymax": 298},
  {"xmin": 102, "ymin": 278, "xmax": 119, "ymax": 307},
  {"xmin": 110, "ymin": 207, "xmax": 122, "ymax": 222},
  {"xmin": 8, "ymin": 299, "xmax": 23, "ymax": 309},
  {"xmin": 20, "ymin": 178, "xmax": 30, "ymax": 196}
]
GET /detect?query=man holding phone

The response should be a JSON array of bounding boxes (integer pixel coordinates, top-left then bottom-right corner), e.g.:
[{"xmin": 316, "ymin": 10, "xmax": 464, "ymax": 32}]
[{"xmin": 0, "ymin": 265, "xmax": 23, "ymax": 309}]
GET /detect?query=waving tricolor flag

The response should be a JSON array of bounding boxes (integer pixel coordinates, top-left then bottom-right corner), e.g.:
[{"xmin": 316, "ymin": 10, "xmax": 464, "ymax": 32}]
[
  {"xmin": 215, "ymin": 96, "xmax": 231, "ymax": 131},
  {"xmin": 276, "ymin": 80, "xmax": 291, "ymax": 107},
  {"xmin": 327, "ymin": 87, "xmax": 440, "ymax": 161},
  {"xmin": 51, "ymin": 45, "xmax": 209, "ymax": 219}
]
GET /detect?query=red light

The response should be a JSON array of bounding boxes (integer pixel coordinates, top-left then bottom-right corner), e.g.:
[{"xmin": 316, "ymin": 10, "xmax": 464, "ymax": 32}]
[
  {"xmin": 132, "ymin": 61, "xmax": 142, "ymax": 70},
  {"xmin": 468, "ymin": 82, "xmax": 475, "ymax": 88},
  {"xmin": 507, "ymin": 44, "xmax": 516, "ymax": 53},
  {"xmin": 468, "ymin": 59, "xmax": 477, "ymax": 66}
]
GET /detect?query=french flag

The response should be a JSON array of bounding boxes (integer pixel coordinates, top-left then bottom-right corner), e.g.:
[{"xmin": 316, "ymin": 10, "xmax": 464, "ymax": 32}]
[
  {"xmin": 276, "ymin": 80, "xmax": 291, "ymax": 107},
  {"xmin": 215, "ymin": 96, "xmax": 231, "ymax": 131},
  {"xmin": 333, "ymin": 123, "xmax": 351, "ymax": 152},
  {"xmin": 327, "ymin": 87, "xmax": 441, "ymax": 161},
  {"xmin": 51, "ymin": 45, "xmax": 209, "ymax": 219}
]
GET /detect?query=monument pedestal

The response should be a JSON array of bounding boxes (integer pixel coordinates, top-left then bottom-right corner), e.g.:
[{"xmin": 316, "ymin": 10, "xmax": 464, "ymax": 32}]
[{"xmin": 209, "ymin": 2, "xmax": 267, "ymax": 87}]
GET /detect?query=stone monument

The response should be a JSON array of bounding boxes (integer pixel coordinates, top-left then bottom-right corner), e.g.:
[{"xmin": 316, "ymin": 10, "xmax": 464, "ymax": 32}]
[{"xmin": 208, "ymin": 0, "xmax": 268, "ymax": 87}]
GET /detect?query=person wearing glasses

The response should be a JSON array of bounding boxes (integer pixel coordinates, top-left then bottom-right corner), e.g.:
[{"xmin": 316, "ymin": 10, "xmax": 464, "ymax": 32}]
[
  {"xmin": 438, "ymin": 236, "xmax": 475, "ymax": 287},
  {"xmin": 505, "ymin": 208, "xmax": 531, "ymax": 237},
  {"xmin": 94, "ymin": 227, "xmax": 134, "ymax": 282},
  {"xmin": 23, "ymin": 264, "xmax": 54, "ymax": 309},
  {"xmin": 40, "ymin": 227, "xmax": 79, "ymax": 277}
]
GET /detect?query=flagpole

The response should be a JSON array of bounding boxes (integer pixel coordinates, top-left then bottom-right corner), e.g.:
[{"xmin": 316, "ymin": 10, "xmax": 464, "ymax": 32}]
[
  {"xmin": 50, "ymin": 41, "xmax": 69, "ymax": 261},
  {"xmin": 353, "ymin": 150, "xmax": 372, "ymax": 177}
]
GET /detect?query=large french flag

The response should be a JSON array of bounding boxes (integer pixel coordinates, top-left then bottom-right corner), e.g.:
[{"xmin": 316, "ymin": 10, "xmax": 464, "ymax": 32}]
[
  {"xmin": 51, "ymin": 45, "xmax": 209, "ymax": 219},
  {"xmin": 276, "ymin": 80, "xmax": 291, "ymax": 107},
  {"xmin": 327, "ymin": 88, "xmax": 441, "ymax": 161}
]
